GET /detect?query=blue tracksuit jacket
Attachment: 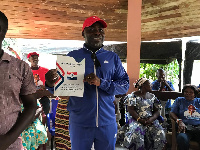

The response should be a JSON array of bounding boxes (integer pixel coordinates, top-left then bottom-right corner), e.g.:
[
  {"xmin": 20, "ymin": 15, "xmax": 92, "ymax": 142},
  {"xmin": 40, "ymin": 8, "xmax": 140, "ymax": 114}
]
[{"xmin": 67, "ymin": 46, "xmax": 129, "ymax": 127}]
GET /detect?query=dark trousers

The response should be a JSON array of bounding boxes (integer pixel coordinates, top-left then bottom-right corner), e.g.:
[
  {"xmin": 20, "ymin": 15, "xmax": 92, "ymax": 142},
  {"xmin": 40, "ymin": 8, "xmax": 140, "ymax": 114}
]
[
  {"xmin": 177, "ymin": 130, "xmax": 200, "ymax": 150},
  {"xmin": 39, "ymin": 96, "xmax": 50, "ymax": 115}
]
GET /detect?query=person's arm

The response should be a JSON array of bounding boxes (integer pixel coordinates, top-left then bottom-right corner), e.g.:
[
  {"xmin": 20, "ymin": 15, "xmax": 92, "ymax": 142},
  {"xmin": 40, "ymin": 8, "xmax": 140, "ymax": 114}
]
[
  {"xmin": 8, "ymin": 46, "xmax": 21, "ymax": 60},
  {"xmin": 128, "ymin": 106, "xmax": 147, "ymax": 125},
  {"xmin": 170, "ymin": 98, "xmax": 179, "ymax": 121},
  {"xmin": 170, "ymin": 112, "xmax": 186, "ymax": 133},
  {"xmin": 160, "ymin": 80, "xmax": 174, "ymax": 91},
  {"xmin": 35, "ymin": 87, "xmax": 54, "ymax": 99},
  {"xmin": 98, "ymin": 55, "xmax": 129, "ymax": 95},
  {"xmin": 0, "ymin": 94, "xmax": 37, "ymax": 150},
  {"xmin": 170, "ymin": 112, "xmax": 179, "ymax": 122},
  {"xmin": 170, "ymin": 98, "xmax": 186, "ymax": 133}
]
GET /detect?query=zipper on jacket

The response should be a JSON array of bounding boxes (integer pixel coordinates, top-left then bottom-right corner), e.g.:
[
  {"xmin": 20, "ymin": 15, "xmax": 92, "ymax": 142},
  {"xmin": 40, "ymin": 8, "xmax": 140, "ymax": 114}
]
[
  {"xmin": 92, "ymin": 51, "xmax": 98, "ymax": 127},
  {"xmin": 94, "ymin": 63, "xmax": 99, "ymax": 127},
  {"xmin": 89, "ymin": 48, "xmax": 101, "ymax": 127}
]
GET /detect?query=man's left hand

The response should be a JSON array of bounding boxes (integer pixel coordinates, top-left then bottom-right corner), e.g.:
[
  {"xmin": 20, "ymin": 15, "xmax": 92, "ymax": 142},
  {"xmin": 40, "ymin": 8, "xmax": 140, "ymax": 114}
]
[{"xmin": 84, "ymin": 73, "xmax": 100, "ymax": 86}]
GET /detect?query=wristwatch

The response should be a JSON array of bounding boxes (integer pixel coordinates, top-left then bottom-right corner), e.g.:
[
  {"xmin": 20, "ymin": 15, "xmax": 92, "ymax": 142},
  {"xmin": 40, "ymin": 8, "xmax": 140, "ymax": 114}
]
[{"xmin": 176, "ymin": 119, "xmax": 182, "ymax": 124}]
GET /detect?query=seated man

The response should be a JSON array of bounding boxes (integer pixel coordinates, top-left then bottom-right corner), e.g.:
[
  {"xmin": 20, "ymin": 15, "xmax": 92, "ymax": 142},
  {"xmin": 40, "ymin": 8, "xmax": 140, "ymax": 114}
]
[{"xmin": 151, "ymin": 69, "xmax": 175, "ymax": 130}]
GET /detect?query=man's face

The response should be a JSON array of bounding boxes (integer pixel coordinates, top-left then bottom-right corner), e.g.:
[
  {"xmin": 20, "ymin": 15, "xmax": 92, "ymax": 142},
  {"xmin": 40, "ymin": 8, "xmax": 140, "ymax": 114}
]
[
  {"xmin": 157, "ymin": 70, "xmax": 165, "ymax": 81},
  {"xmin": 83, "ymin": 22, "xmax": 105, "ymax": 49},
  {"xmin": 28, "ymin": 55, "xmax": 39, "ymax": 67}
]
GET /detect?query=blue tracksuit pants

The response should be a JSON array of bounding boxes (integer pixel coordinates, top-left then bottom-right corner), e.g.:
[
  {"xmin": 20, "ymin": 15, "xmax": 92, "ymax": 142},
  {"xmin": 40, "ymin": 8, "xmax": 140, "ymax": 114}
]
[{"xmin": 69, "ymin": 122, "xmax": 117, "ymax": 150}]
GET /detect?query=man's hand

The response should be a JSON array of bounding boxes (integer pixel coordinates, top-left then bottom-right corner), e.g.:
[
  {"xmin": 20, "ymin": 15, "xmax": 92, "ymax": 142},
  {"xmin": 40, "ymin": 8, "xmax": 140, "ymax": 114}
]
[
  {"xmin": 159, "ymin": 78, "xmax": 169, "ymax": 91},
  {"xmin": 45, "ymin": 69, "xmax": 59, "ymax": 87},
  {"xmin": 84, "ymin": 73, "xmax": 100, "ymax": 86}
]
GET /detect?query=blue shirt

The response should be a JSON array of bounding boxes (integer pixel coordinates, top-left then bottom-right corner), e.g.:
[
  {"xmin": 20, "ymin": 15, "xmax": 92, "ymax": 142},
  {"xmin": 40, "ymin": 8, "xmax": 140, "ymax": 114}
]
[
  {"xmin": 151, "ymin": 80, "xmax": 175, "ymax": 91},
  {"xmin": 171, "ymin": 97, "xmax": 200, "ymax": 125},
  {"xmin": 66, "ymin": 46, "xmax": 129, "ymax": 127},
  {"xmin": 151, "ymin": 80, "xmax": 175, "ymax": 108}
]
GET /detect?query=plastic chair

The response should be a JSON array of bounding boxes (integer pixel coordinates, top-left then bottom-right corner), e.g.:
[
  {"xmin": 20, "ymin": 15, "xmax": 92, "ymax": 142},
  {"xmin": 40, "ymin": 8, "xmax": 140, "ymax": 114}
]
[{"xmin": 47, "ymin": 98, "xmax": 59, "ymax": 150}]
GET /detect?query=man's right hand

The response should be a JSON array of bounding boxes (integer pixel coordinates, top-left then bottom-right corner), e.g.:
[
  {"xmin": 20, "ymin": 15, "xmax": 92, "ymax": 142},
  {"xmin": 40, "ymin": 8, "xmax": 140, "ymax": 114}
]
[
  {"xmin": 45, "ymin": 69, "xmax": 59, "ymax": 87},
  {"xmin": 159, "ymin": 78, "xmax": 169, "ymax": 90}
]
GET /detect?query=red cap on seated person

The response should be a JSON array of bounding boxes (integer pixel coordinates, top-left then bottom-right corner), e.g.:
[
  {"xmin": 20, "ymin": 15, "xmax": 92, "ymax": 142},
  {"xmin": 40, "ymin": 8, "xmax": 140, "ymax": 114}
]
[
  {"xmin": 82, "ymin": 16, "xmax": 107, "ymax": 31},
  {"xmin": 27, "ymin": 52, "xmax": 39, "ymax": 58}
]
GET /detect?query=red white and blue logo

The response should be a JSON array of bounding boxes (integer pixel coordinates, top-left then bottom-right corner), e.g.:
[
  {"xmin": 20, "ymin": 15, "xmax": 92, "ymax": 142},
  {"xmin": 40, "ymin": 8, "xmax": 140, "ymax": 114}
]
[
  {"xmin": 67, "ymin": 71, "xmax": 77, "ymax": 80},
  {"xmin": 55, "ymin": 62, "xmax": 65, "ymax": 91}
]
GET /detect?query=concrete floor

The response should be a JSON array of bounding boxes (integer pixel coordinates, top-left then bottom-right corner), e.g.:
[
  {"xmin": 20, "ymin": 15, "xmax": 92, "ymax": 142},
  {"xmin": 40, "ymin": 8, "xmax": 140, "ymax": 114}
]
[{"xmin": 45, "ymin": 143, "xmax": 127, "ymax": 150}]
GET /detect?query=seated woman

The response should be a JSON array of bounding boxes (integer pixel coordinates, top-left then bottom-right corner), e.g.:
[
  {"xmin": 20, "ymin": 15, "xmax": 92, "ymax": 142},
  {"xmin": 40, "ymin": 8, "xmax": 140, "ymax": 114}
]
[
  {"xmin": 118, "ymin": 77, "xmax": 166, "ymax": 150},
  {"xmin": 170, "ymin": 84, "xmax": 200, "ymax": 150}
]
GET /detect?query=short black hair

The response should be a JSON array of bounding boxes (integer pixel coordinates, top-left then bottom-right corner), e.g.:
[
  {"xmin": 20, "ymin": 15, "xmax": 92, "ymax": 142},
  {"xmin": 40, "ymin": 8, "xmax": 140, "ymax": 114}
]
[
  {"xmin": 182, "ymin": 84, "xmax": 199, "ymax": 96},
  {"xmin": 156, "ymin": 68, "xmax": 165, "ymax": 75},
  {"xmin": 0, "ymin": 11, "xmax": 8, "ymax": 31}
]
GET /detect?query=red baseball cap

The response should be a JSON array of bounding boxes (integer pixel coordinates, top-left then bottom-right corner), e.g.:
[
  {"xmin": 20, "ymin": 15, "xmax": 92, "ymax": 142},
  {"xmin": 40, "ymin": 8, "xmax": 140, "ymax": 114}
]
[
  {"xmin": 82, "ymin": 16, "xmax": 107, "ymax": 31},
  {"xmin": 27, "ymin": 52, "xmax": 39, "ymax": 58}
]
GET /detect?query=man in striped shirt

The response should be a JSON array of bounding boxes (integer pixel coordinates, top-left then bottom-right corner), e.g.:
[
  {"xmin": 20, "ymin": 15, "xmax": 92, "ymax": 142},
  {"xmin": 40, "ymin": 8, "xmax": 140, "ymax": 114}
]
[{"xmin": 0, "ymin": 11, "xmax": 37, "ymax": 150}]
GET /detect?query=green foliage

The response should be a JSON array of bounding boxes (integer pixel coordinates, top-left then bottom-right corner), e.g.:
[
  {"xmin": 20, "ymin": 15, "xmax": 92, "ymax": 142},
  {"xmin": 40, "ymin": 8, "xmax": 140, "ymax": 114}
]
[
  {"xmin": 2, "ymin": 38, "xmax": 16, "ymax": 49},
  {"xmin": 140, "ymin": 59, "xmax": 179, "ymax": 84},
  {"xmin": 2, "ymin": 38, "xmax": 21, "ymax": 57}
]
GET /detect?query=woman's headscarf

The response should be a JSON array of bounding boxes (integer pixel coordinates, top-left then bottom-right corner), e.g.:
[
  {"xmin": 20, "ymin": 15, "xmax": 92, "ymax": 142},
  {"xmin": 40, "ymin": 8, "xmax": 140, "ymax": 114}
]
[{"xmin": 134, "ymin": 77, "xmax": 148, "ymax": 88}]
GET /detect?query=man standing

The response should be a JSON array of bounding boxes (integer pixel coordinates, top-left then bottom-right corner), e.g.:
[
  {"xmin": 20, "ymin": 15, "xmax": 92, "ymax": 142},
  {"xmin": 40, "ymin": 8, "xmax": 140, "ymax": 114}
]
[
  {"xmin": 27, "ymin": 52, "xmax": 49, "ymax": 86},
  {"xmin": 0, "ymin": 11, "xmax": 37, "ymax": 149},
  {"xmin": 67, "ymin": 16, "xmax": 129, "ymax": 150},
  {"xmin": 46, "ymin": 16, "xmax": 129, "ymax": 150},
  {"xmin": 27, "ymin": 52, "xmax": 50, "ymax": 115}
]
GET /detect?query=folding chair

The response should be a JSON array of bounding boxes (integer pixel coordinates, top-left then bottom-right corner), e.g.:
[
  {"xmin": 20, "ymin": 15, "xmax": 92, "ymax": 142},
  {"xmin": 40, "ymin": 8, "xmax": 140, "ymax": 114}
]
[{"xmin": 47, "ymin": 98, "xmax": 59, "ymax": 150}]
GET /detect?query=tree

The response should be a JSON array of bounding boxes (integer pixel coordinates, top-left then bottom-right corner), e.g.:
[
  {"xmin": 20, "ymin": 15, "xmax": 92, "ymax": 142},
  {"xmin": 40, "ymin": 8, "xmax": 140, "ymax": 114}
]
[{"xmin": 140, "ymin": 59, "xmax": 179, "ymax": 85}]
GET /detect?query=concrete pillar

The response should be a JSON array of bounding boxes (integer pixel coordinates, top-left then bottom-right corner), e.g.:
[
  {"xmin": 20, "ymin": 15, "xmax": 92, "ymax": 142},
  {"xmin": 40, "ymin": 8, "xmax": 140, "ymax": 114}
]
[{"xmin": 127, "ymin": 0, "xmax": 142, "ymax": 93}]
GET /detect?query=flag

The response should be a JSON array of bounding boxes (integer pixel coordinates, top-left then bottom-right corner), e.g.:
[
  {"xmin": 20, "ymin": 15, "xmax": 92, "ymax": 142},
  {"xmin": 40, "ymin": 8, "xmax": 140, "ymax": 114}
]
[{"xmin": 67, "ymin": 71, "xmax": 77, "ymax": 80}]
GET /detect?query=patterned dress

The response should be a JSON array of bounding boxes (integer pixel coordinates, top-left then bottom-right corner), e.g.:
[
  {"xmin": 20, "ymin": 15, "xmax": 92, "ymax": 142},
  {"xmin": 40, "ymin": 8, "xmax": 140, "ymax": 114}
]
[
  {"xmin": 118, "ymin": 92, "xmax": 166, "ymax": 150},
  {"xmin": 21, "ymin": 101, "xmax": 48, "ymax": 150},
  {"xmin": 55, "ymin": 98, "xmax": 71, "ymax": 150}
]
